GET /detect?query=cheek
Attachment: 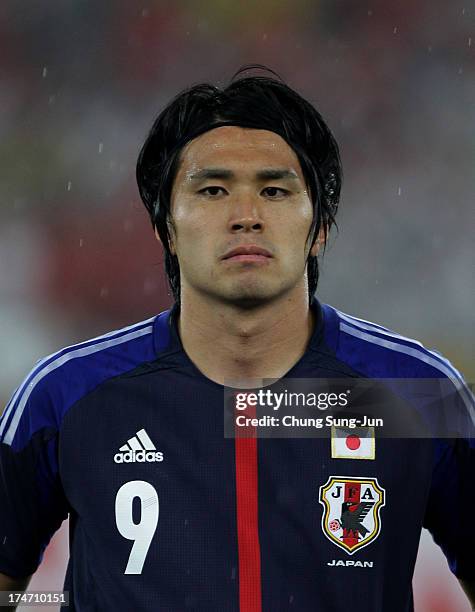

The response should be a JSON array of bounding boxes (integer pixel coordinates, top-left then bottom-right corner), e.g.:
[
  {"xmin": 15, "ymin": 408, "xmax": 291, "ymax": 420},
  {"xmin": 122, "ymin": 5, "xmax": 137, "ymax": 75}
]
[
  {"xmin": 172, "ymin": 209, "xmax": 216, "ymax": 261},
  {"xmin": 281, "ymin": 202, "xmax": 314, "ymax": 245},
  {"xmin": 171, "ymin": 202, "xmax": 199, "ymax": 239},
  {"xmin": 299, "ymin": 198, "xmax": 315, "ymax": 225}
]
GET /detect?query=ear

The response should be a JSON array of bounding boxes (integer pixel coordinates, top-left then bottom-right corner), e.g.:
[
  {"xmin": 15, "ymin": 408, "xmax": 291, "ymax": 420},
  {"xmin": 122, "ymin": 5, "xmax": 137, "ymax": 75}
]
[{"xmin": 310, "ymin": 226, "xmax": 327, "ymax": 257}]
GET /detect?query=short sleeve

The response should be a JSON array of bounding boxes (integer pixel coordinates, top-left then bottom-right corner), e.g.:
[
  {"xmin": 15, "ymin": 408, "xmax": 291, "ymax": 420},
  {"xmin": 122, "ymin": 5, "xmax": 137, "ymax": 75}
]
[
  {"xmin": 0, "ymin": 377, "xmax": 69, "ymax": 578},
  {"xmin": 423, "ymin": 377, "xmax": 475, "ymax": 579},
  {"xmin": 0, "ymin": 316, "xmax": 157, "ymax": 578}
]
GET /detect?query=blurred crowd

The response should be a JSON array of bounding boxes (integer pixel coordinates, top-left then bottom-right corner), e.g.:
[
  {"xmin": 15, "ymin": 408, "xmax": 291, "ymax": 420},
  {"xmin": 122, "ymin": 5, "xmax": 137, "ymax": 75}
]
[{"xmin": 0, "ymin": 2, "xmax": 473, "ymax": 608}]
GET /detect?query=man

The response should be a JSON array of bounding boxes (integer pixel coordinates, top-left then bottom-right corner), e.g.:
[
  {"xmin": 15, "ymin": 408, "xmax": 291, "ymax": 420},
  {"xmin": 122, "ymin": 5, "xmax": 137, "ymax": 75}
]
[{"xmin": 0, "ymin": 68, "xmax": 473, "ymax": 611}]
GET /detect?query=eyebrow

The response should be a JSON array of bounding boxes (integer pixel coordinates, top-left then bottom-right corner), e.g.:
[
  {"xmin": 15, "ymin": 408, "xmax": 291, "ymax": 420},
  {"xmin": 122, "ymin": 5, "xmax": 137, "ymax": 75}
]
[{"xmin": 187, "ymin": 167, "xmax": 300, "ymax": 182}]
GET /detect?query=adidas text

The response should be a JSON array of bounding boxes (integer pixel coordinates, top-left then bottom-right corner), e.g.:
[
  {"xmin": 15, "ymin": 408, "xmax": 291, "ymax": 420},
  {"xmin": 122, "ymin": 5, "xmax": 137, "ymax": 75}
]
[{"xmin": 114, "ymin": 450, "xmax": 164, "ymax": 464}]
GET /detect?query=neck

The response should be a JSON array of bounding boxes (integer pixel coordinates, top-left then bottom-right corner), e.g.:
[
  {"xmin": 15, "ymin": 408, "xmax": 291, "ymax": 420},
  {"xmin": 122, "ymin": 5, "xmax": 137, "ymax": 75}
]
[{"xmin": 177, "ymin": 285, "xmax": 315, "ymax": 386}]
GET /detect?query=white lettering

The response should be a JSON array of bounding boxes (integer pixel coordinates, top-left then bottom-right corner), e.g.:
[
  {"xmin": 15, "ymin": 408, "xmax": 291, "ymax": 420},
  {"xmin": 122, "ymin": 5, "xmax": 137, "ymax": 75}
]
[
  {"xmin": 114, "ymin": 450, "xmax": 164, "ymax": 464},
  {"xmin": 273, "ymin": 393, "xmax": 283, "ymax": 411},
  {"xmin": 327, "ymin": 559, "xmax": 374, "ymax": 568},
  {"xmin": 246, "ymin": 393, "xmax": 257, "ymax": 406},
  {"xmin": 282, "ymin": 415, "xmax": 324, "ymax": 428},
  {"xmin": 325, "ymin": 415, "xmax": 359, "ymax": 429}
]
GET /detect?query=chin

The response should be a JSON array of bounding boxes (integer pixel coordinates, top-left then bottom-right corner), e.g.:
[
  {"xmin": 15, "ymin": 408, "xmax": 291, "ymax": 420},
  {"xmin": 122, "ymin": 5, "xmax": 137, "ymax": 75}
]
[
  {"xmin": 225, "ymin": 295, "xmax": 270, "ymax": 309},
  {"xmin": 219, "ymin": 283, "xmax": 288, "ymax": 309}
]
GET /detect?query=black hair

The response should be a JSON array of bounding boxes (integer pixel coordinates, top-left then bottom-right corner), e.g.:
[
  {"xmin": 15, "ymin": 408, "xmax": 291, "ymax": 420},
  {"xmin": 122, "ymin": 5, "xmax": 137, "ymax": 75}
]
[{"xmin": 136, "ymin": 64, "xmax": 342, "ymax": 303}]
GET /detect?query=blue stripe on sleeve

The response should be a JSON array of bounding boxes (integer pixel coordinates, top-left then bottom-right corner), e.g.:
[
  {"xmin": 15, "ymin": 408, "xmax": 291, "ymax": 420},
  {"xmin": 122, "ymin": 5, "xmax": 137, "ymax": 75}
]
[{"xmin": 0, "ymin": 315, "xmax": 163, "ymax": 450}]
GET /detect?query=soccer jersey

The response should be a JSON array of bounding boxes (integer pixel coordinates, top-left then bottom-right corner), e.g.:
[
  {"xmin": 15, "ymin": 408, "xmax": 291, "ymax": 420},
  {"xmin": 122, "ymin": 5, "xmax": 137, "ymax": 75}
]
[{"xmin": 0, "ymin": 300, "xmax": 473, "ymax": 611}]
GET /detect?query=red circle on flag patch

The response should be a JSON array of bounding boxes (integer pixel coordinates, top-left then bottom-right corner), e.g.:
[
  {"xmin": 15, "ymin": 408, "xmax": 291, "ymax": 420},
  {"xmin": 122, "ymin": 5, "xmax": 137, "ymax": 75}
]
[{"xmin": 346, "ymin": 435, "xmax": 361, "ymax": 450}]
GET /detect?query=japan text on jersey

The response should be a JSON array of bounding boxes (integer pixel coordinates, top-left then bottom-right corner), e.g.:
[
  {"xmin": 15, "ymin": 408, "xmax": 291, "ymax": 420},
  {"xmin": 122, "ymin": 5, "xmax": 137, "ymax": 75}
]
[{"xmin": 0, "ymin": 300, "xmax": 473, "ymax": 611}]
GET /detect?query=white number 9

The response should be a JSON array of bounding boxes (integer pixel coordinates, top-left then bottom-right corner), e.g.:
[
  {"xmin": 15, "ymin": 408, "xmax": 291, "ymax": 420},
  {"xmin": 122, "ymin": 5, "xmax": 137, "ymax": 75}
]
[{"xmin": 115, "ymin": 480, "xmax": 159, "ymax": 574}]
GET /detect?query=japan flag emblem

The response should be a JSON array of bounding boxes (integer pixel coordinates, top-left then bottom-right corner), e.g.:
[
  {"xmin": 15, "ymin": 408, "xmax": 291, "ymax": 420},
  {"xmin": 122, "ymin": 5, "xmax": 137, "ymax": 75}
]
[{"xmin": 331, "ymin": 425, "xmax": 375, "ymax": 460}]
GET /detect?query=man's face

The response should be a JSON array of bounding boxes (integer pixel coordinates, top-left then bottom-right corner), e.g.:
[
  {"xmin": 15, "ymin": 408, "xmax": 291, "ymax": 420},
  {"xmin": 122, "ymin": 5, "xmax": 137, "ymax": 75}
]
[{"xmin": 167, "ymin": 126, "xmax": 318, "ymax": 307}]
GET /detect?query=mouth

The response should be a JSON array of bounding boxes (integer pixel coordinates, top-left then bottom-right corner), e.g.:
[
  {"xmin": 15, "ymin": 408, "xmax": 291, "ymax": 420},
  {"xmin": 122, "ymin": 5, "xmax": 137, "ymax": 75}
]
[{"xmin": 221, "ymin": 245, "xmax": 273, "ymax": 263}]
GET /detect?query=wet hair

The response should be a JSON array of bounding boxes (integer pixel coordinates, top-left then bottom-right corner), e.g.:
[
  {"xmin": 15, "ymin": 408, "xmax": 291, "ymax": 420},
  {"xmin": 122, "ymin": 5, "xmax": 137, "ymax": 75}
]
[{"xmin": 136, "ymin": 64, "xmax": 342, "ymax": 303}]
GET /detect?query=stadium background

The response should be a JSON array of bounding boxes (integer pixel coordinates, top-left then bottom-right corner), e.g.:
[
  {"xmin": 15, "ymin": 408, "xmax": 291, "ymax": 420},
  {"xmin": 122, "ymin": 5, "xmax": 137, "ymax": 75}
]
[{"xmin": 1, "ymin": 1, "xmax": 473, "ymax": 610}]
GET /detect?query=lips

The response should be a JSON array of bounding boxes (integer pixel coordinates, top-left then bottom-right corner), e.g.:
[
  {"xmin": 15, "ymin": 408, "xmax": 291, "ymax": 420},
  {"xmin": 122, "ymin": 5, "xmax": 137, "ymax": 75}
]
[{"xmin": 222, "ymin": 245, "xmax": 273, "ymax": 260}]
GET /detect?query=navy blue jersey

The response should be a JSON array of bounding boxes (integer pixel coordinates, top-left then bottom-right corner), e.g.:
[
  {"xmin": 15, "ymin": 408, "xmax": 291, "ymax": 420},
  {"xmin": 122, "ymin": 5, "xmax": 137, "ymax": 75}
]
[{"xmin": 0, "ymin": 300, "xmax": 473, "ymax": 611}]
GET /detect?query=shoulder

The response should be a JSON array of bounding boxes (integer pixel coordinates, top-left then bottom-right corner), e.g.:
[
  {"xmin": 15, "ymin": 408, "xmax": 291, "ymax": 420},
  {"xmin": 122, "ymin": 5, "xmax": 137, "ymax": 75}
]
[
  {"xmin": 321, "ymin": 303, "xmax": 474, "ymax": 430},
  {"xmin": 321, "ymin": 303, "xmax": 465, "ymax": 380},
  {"xmin": 0, "ymin": 314, "xmax": 163, "ymax": 449}
]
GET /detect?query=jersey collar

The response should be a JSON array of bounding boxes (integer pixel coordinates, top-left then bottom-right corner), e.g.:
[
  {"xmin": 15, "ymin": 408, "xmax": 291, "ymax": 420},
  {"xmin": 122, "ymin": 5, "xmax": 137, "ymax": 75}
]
[{"xmin": 153, "ymin": 297, "xmax": 327, "ymax": 359}]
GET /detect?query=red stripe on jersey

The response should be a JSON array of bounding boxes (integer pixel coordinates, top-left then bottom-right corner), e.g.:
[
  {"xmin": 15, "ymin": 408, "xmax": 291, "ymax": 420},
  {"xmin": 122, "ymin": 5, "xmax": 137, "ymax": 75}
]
[
  {"xmin": 343, "ymin": 481, "xmax": 361, "ymax": 548},
  {"xmin": 234, "ymin": 400, "xmax": 262, "ymax": 612}
]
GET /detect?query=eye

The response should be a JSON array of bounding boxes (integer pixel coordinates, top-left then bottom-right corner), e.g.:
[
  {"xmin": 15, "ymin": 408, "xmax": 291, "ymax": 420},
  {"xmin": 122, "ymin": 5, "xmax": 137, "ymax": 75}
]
[
  {"xmin": 262, "ymin": 186, "xmax": 289, "ymax": 198},
  {"xmin": 198, "ymin": 186, "xmax": 227, "ymax": 197}
]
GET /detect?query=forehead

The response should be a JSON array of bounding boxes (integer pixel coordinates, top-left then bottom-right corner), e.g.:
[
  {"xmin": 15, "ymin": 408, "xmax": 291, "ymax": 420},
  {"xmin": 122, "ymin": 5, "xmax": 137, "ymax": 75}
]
[{"xmin": 175, "ymin": 126, "xmax": 304, "ymax": 180}]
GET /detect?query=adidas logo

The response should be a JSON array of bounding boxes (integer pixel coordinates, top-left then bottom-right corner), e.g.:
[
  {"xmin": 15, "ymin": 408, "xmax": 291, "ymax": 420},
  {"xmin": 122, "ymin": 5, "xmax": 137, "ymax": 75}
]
[{"xmin": 114, "ymin": 429, "xmax": 164, "ymax": 464}]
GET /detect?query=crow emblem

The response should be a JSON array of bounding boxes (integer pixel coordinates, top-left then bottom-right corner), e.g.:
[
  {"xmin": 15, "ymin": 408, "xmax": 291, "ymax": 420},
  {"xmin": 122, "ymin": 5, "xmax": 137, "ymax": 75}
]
[
  {"xmin": 339, "ymin": 501, "xmax": 374, "ymax": 538},
  {"xmin": 319, "ymin": 476, "xmax": 386, "ymax": 554}
]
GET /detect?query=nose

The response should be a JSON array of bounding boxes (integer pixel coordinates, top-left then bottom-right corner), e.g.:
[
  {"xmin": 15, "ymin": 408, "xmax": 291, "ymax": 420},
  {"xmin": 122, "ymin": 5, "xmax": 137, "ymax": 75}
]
[{"xmin": 227, "ymin": 196, "xmax": 264, "ymax": 233}]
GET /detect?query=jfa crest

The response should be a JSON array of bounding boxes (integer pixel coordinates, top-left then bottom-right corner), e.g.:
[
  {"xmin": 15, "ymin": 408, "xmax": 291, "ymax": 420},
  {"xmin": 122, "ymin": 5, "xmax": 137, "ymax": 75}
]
[{"xmin": 319, "ymin": 476, "xmax": 385, "ymax": 555}]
